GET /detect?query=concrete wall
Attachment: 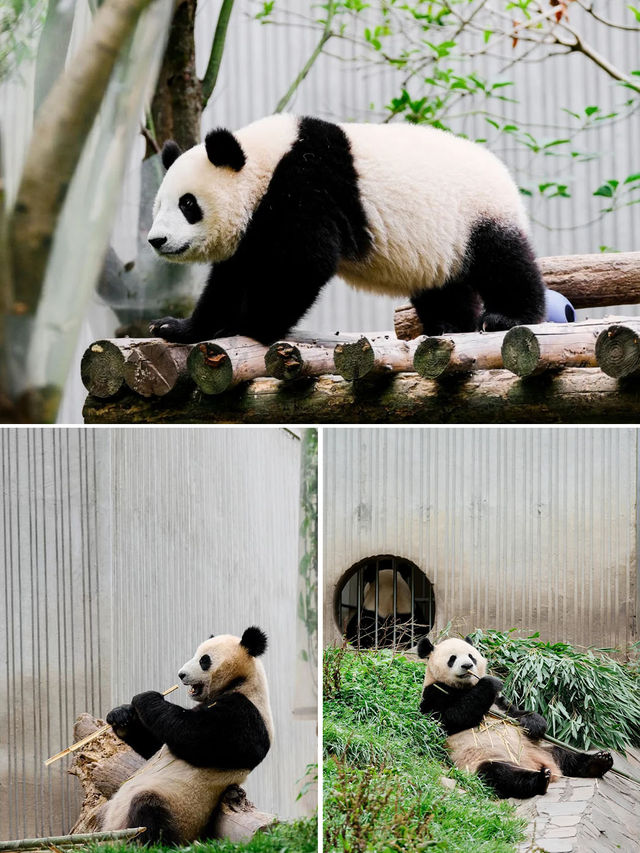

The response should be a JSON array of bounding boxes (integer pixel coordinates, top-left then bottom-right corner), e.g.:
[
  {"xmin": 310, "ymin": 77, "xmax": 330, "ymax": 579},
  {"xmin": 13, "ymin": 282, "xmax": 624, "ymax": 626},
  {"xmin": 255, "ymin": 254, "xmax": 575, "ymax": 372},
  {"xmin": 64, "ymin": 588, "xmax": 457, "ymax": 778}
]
[
  {"xmin": 1, "ymin": 427, "xmax": 316, "ymax": 840},
  {"xmin": 324, "ymin": 427, "xmax": 639, "ymax": 651}
]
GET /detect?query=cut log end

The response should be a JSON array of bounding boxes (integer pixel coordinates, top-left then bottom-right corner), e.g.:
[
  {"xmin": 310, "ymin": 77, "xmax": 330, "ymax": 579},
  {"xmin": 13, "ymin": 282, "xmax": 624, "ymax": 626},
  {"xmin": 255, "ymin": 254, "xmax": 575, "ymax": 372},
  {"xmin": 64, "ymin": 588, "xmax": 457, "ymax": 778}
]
[
  {"xmin": 123, "ymin": 342, "xmax": 187, "ymax": 398},
  {"xmin": 333, "ymin": 337, "xmax": 374, "ymax": 381},
  {"xmin": 596, "ymin": 325, "xmax": 640, "ymax": 378},
  {"xmin": 413, "ymin": 337, "xmax": 454, "ymax": 378},
  {"xmin": 187, "ymin": 342, "xmax": 233, "ymax": 395},
  {"xmin": 265, "ymin": 342, "xmax": 303, "ymax": 381},
  {"xmin": 80, "ymin": 340, "xmax": 125, "ymax": 398},
  {"xmin": 501, "ymin": 327, "xmax": 542, "ymax": 377}
]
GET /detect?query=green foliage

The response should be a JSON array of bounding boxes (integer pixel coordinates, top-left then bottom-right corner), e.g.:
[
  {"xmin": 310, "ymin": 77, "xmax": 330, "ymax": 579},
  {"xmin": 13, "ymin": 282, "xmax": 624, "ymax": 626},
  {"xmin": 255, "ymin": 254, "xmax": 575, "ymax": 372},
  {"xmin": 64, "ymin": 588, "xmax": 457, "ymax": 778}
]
[
  {"xmin": 89, "ymin": 817, "xmax": 317, "ymax": 853},
  {"xmin": 323, "ymin": 647, "xmax": 525, "ymax": 852},
  {"xmin": 0, "ymin": 0, "xmax": 46, "ymax": 82},
  {"xmin": 469, "ymin": 629, "xmax": 640, "ymax": 753}
]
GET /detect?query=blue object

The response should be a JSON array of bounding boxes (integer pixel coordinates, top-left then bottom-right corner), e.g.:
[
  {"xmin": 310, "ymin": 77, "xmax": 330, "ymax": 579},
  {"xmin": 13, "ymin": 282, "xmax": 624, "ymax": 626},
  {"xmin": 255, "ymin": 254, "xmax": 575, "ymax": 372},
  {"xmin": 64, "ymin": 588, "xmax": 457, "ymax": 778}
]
[{"xmin": 545, "ymin": 288, "xmax": 575, "ymax": 323}]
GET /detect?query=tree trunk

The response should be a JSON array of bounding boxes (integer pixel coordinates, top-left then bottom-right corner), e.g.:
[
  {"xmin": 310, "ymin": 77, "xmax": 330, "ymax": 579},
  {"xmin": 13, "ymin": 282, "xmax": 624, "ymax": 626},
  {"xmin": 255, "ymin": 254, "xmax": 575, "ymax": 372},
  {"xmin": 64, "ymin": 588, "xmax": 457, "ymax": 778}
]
[
  {"xmin": 595, "ymin": 322, "xmax": 640, "ymax": 378},
  {"xmin": 83, "ymin": 369, "xmax": 640, "ymax": 424},
  {"xmin": 188, "ymin": 338, "xmax": 269, "ymax": 395},
  {"xmin": 500, "ymin": 320, "xmax": 614, "ymax": 377},
  {"xmin": 265, "ymin": 333, "xmax": 359, "ymax": 381},
  {"xmin": 333, "ymin": 335, "xmax": 412, "ymax": 380},
  {"xmin": 394, "ymin": 252, "xmax": 640, "ymax": 340},
  {"xmin": 68, "ymin": 713, "xmax": 274, "ymax": 842},
  {"xmin": 147, "ymin": 0, "xmax": 202, "ymax": 156},
  {"xmin": 412, "ymin": 331, "xmax": 506, "ymax": 378},
  {"xmin": 81, "ymin": 339, "xmax": 192, "ymax": 398}
]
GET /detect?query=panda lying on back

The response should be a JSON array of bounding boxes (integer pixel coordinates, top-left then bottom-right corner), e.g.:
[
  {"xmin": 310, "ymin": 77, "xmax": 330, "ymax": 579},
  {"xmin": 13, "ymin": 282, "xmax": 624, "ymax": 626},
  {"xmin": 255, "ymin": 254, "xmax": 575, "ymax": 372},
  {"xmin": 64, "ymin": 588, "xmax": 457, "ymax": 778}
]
[
  {"xmin": 147, "ymin": 115, "xmax": 545, "ymax": 345},
  {"xmin": 98, "ymin": 628, "xmax": 273, "ymax": 845},
  {"xmin": 418, "ymin": 636, "xmax": 613, "ymax": 798}
]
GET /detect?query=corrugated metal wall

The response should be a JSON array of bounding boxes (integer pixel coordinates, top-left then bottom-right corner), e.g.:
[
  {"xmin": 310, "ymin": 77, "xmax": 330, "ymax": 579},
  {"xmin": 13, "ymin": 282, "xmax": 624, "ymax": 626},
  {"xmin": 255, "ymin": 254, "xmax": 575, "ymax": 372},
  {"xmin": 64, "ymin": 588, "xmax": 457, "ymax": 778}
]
[
  {"xmin": 324, "ymin": 427, "xmax": 639, "ymax": 652},
  {"xmin": 1, "ymin": 427, "xmax": 315, "ymax": 841}
]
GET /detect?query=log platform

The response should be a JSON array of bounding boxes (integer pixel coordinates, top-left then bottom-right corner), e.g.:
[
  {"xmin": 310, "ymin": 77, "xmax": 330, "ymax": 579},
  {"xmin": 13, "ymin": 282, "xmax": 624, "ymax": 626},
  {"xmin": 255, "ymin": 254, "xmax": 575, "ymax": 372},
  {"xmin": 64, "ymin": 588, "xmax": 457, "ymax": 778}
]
[{"xmin": 80, "ymin": 252, "xmax": 640, "ymax": 423}]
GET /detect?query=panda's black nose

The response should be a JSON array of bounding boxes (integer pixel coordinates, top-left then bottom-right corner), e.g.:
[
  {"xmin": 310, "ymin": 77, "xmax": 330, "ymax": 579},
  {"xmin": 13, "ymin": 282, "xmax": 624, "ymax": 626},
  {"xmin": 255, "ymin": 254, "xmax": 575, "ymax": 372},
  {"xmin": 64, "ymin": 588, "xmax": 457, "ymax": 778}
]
[
  {"xmin": 461, "ymin": 662, "xmax": 473, "ymax": 670},
  {"xmin": 178, "ymin": 670, "xmax": 187, "ymax": 681},
  {"xmin": 149, "ymin": 236, "xmax": 167, "ymax": 249}
]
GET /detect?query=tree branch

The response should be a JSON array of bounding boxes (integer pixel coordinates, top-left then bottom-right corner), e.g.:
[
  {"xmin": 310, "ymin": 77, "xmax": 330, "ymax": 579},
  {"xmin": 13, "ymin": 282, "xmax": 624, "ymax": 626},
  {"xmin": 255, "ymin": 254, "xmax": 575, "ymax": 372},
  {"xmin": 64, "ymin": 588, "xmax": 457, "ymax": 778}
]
[{"xmin": 8, "ymin": 0, "xmax": 154, "ymax": 315}]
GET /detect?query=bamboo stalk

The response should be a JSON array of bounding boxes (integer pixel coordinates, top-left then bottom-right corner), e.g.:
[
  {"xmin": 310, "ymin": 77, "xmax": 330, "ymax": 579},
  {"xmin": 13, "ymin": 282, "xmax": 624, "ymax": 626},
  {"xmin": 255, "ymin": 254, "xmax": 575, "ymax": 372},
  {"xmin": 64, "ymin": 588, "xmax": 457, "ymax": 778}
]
[
  {"xmin": 44, "ymin": 684, "xmax": 179, "ymax": 766},
  {"xmin": 0, "ymin": 828, "xmax": 145, "ymax": 850}
]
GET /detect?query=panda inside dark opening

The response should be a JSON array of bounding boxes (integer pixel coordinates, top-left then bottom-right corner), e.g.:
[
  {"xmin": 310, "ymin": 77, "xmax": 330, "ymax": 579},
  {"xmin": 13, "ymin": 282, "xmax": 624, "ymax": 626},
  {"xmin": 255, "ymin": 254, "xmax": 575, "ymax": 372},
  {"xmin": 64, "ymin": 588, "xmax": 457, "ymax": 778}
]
[
  {"xmin": 337, "ymin": 556, "xmax": 434, "ymax": 650},
  {"xmin": 146, "ymin": 115, "xmax": 546, "ymax": 346}
]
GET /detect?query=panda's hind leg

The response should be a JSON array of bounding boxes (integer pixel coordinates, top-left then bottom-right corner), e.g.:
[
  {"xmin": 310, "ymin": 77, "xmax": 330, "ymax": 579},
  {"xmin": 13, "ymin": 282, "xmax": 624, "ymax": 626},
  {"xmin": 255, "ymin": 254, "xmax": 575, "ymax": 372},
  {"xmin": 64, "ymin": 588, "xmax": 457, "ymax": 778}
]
[
  {"xmin": 410, "ymin": 278, "xmax": 482, "ymax": 336},
  {"xmin": 127, "ymin": 792, "xmax": 181, "ymax": 846},
  {"xmin": 477, "ymin": 760, "xmax": 551, "ymax": 799},
  {"xmin": 551, "ymin": 746, "xmax": 614, "ymax": 778},
  {"xmin": 465, "ymin": 219, "xmax": 546, "ymax": 332}
]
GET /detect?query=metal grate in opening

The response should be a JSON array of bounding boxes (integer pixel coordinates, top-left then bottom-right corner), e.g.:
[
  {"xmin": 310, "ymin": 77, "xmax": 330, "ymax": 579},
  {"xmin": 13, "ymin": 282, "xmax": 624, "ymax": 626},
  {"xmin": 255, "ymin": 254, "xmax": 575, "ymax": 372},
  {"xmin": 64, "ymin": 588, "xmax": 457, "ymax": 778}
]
[{"xmin": 336, "ymin": 555, "xmax": 435, "ymax": 650}]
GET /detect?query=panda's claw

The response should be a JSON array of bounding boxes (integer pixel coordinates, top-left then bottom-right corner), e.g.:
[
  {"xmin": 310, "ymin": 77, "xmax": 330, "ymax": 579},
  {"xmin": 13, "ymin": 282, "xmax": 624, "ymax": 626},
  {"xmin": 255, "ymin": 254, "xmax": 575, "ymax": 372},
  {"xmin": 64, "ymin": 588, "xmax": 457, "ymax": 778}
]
[{"xmin": 587, "ymin": 751, "xmax": 614, "ymax": 777}]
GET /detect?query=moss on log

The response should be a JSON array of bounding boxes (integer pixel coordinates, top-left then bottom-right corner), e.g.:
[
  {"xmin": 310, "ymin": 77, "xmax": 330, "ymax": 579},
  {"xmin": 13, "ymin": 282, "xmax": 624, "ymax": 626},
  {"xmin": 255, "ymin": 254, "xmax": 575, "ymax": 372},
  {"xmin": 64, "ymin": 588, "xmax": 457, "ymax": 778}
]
[
  {"xmin": 413, "ymin": 331, "xmax": 506, "ymax": 378},
  {"xmin": 84, "ymin": 369, "xmax": 640, "ymax": 424},
  {"xmin": 500, "ymin": 320, "xmax": 613, "ymax": 377}
]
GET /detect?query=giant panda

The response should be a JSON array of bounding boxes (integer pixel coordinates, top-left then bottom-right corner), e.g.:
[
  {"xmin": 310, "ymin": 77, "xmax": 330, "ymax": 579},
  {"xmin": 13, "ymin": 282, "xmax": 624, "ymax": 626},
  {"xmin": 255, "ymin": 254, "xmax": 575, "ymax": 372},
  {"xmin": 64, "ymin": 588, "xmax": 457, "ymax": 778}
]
[
  {"xmin": 98, "ymin": 627, "xmax": 273, "ymax": 844},
  {"xmin": 147, "ymin": 115, "xmax": 545, "ymax": 346},
  {"xmin": 344, "ymin": 568, "xmax": 429, "ymax": 649},
  {"xmin": 417, "ymin": 636, "xmax": 613, "ymax": 798}
]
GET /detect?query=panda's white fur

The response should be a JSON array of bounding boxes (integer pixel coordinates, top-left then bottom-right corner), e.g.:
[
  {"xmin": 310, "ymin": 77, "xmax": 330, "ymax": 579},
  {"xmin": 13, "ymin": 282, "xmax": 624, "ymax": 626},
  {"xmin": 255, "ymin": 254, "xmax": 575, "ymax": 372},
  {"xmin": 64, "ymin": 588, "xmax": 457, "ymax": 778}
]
[
  {"xmin": 149, "ymin": 116, "xmax": 526, "ymax": 297},
  {"xmin": 423, "ymin": 638, "xmax": 561, "ymax": 781},
  {"xmin": 99, "ymin": 633, "xmax": 273, "ymax": 843},
  {"xmin": 362, "ymin": 569, "xmax": 412, "ymax": 617}
]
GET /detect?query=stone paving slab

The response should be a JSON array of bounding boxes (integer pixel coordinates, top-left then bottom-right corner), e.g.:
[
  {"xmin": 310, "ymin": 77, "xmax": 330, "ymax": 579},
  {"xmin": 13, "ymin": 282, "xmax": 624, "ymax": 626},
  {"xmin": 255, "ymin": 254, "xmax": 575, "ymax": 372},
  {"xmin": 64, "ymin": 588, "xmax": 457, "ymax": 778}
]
[{"xmin": 514, "ymin": 750, "xmax": 640, "ymax": 853}]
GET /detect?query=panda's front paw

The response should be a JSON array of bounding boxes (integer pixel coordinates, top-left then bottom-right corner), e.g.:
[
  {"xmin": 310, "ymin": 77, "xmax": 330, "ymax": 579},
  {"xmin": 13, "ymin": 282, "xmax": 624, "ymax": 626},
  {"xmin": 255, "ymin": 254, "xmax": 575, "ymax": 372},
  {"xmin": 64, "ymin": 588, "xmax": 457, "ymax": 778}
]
[
  {"xmin": 131, "ymin": 690, "xmax": 164, "ymax": 711},
  {"xmin": 520, "ymin": 712, "xmax": 547, "ymax": 739},
  {"xmin": 481, "ymin": 312, "xmax": 517, "ymax": 332},
  {"xmin": 106, "ymin": 703, "xmax": 136, "ymax": 738},
  {"xmin": 149, "ymin": 316, "xmax": 197, "ymax": 343},
  {"xmin": 480, "ymin": 675, "xmax": 504, "ymax": 694}
]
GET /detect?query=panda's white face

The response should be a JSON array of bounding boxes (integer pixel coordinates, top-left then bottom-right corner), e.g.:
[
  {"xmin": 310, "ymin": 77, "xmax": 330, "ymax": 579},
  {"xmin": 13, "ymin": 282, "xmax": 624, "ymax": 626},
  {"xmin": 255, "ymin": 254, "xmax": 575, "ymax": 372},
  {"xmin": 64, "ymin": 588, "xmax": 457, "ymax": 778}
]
[
  {"xmin": 423, "ymin": 638, "xmax": 487, "ymax": 689},
  {"xmin": 178, "ymin": 634, "xmax": 254, "ymax": 704},
  {"xmin": 148, "ymin": 145, "xmax": 252, "ymax": 264}
]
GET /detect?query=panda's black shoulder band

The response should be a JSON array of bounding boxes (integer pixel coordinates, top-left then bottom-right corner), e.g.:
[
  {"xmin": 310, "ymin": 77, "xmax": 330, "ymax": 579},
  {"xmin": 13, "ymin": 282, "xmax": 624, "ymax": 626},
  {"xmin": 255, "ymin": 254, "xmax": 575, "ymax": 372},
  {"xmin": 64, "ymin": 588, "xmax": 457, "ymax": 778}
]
[
  {"xmin": 205, "ymin": 128, "xmax": 246, "ymax": 171},
  {"xmin": 161, "ymin": 140, "xmax": 182, "ymax": 170},
  {"xmin": 241, "ymin": 626, "xmax": 268, "ymax": 657}
]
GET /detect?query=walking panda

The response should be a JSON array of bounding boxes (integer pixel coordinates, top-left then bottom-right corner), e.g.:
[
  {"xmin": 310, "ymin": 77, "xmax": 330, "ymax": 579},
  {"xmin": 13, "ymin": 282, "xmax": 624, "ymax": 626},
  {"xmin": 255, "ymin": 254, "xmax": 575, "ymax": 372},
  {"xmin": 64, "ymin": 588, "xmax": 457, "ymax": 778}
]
[
  {"xmin": 418, "ymin": 636, "xmax": 613, "ymax": 798},
  {"xmin": 99, "ymin": 628, "xmax": 273, "ymax": 844},
  {"xmin": 147, "ymin": 115, "xmax": 545, "ymax": 345}
]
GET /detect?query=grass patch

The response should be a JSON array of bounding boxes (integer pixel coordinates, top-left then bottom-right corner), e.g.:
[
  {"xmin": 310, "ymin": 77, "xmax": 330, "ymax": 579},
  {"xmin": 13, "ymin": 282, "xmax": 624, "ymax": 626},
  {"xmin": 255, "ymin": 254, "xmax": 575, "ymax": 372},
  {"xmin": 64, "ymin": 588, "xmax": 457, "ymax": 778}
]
[
  {"xmin": 470, "ymin": 629, "xmax": 640, "ymax": 752},
  {"xmin": 323, "ymin": 647, "xmax": 525, "ymax": 852},
  {"xmin": 89, "ymin": 817, "xmax": 317, "ymax": 853}
]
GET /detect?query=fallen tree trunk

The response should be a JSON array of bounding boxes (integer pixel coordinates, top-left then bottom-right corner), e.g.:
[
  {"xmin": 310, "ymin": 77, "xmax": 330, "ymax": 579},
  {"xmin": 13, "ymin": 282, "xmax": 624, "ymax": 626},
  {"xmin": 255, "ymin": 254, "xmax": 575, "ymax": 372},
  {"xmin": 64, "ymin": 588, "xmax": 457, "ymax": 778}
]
[
  {"xmin": 265, "ymin": 333, "xmax": 359, "ymax": 381},
  {"xmin": 500, "ymin": 319, "xmax": 617, "ymax": 377},
  {"xmin": 595, "ymin": 322, "xmax": 640, "ymax": 378},
  {"xmin": 67, "ymin": 713, "xmax": 274, "ymax": 842},
  {"xmin": 394, "ymin": 252, "xmax": 640, "ymax": 340},
  {"xmin": 187, "ymin": 337, "xmax": 268, "ymax": 395},
  {"xmin": 333, "ymin": 335, "xmax": 413, "ymax": 380},
  {"xmin": 412, "ymin": 331, "xmax": 506, "ymax": 378},
  {"xmin": 83, "ymin": 369, "xmax": 640, "ymax": 424},
  {"xmin": 81, "ymin": 339, "xmax": 192, "ymax": 398}
]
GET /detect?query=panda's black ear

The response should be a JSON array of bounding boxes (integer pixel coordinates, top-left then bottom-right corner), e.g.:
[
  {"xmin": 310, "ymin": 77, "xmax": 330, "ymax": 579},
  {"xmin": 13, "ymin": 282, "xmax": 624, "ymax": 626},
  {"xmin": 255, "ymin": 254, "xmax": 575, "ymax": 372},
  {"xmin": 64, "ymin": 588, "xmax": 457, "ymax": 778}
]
[
  {"xmin": 209, "ymin": 634, "xmax": 215, "ymax": 639},
  {"xmin": 464, "ymin": 635, "xmax": 474, "ymax": 646},
  {"xmin": 205, "ymin": 128, "xmax": 246, "ymax": 171},
  {"xmin": 241, "ymin": 626, "xmax": 268, "ymax": 657},
  {"xmin": 417, "ymin": 637, "xmax": 434, "ymax": 659},
  {"xmin": 161, "ymin": 140, "xmax": 182, "ymax": 170}
]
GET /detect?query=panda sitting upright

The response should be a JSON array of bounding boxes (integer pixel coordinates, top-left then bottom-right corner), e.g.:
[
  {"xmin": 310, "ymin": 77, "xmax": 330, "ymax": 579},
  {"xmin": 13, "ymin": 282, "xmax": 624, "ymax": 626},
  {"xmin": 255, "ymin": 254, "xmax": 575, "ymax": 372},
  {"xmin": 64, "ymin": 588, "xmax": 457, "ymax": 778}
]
[
  {"xmin": 147, "ymin": 115, "xmax": 545, "ymax": 345},
  {"xmin": 418, "ymin": 636, "xmax": 613, "ymax": 798},
  {"xmin": 98, "ymin": 627, "xmax": 273, "ymax": 844}
]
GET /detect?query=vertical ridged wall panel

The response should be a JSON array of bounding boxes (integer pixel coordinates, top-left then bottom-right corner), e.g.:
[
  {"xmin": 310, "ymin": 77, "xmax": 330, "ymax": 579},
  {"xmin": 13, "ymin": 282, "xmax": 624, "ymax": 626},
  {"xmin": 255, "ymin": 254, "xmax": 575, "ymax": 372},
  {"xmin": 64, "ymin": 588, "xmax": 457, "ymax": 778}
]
[
  {"xmin": 324, "ymin": 428, "xmax": 638, "ymax": 652},
  {"xmin": 1, "ymin": 428, "xmax": 107, "ymax": 840},
  {"xmin": 1, "ymin": 427, "xmax": 314, "ymax": 840}
]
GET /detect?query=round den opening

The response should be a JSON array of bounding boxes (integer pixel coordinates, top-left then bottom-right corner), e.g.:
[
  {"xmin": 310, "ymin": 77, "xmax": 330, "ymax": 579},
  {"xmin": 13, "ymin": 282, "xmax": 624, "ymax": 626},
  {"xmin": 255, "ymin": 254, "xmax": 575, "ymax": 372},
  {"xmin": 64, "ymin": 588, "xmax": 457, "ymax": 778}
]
[{"xmin": 335, "ymin": 555, "xmax": 435, "ymax": 650}]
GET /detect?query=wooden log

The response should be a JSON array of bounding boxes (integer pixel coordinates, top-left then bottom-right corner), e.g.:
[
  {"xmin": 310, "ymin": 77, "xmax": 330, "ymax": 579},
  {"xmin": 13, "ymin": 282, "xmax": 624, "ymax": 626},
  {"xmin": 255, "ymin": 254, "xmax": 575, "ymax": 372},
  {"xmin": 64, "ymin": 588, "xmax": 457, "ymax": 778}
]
[
  {"xmin": 187, "ymin": 337, "xmax": 268, "ymax": 395},
  {"xmin": 67, "ymin": 713, "xmax": 274, "ymax": 841},
  {"xmin": 595, "ymin": 322, "xmax": 640, "ymax": 378},
  {"xmin": 412, "ymin": 331, "xmax": 506, "ymax": 378},
  {"xmin": 264, "ymin": 333, "xmax": 359, "ymax": 381},
  {"xmin": 333, "ymin": 335, "xmax": 412, "ymax": 380},
  {"xmin": 84, "ymin": 369, "xmax": 640, "ymax": 424},
  {"xmin": 501, "ymin": 320, "xmax": 616, "ymax": 377},
  {"xmin": 81, "ymin": 339, "xmax": 191, "ymax": 399},
  {"xmin": 393, "ymin": 252, "xmax": 640, "ymax": 340}
]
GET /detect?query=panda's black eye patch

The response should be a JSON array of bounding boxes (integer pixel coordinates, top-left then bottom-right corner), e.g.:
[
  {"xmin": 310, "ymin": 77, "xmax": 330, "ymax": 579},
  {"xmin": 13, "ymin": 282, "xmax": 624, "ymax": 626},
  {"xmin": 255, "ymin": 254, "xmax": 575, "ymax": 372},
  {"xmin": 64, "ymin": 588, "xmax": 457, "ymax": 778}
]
[
  {"xmin": 179, "ymin": 193, "xmax": 203, "ymax": 224},
  {"xmin": 469, "ymin": 655, "xmax": 477, "ymax": 665},
  {"xmin": 199, "ymin": 654, "xmax": 211, "ymax": 671},
  {"xmin": 447, "ymin": 655, "xmax": 457, "ymax": 668}
]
